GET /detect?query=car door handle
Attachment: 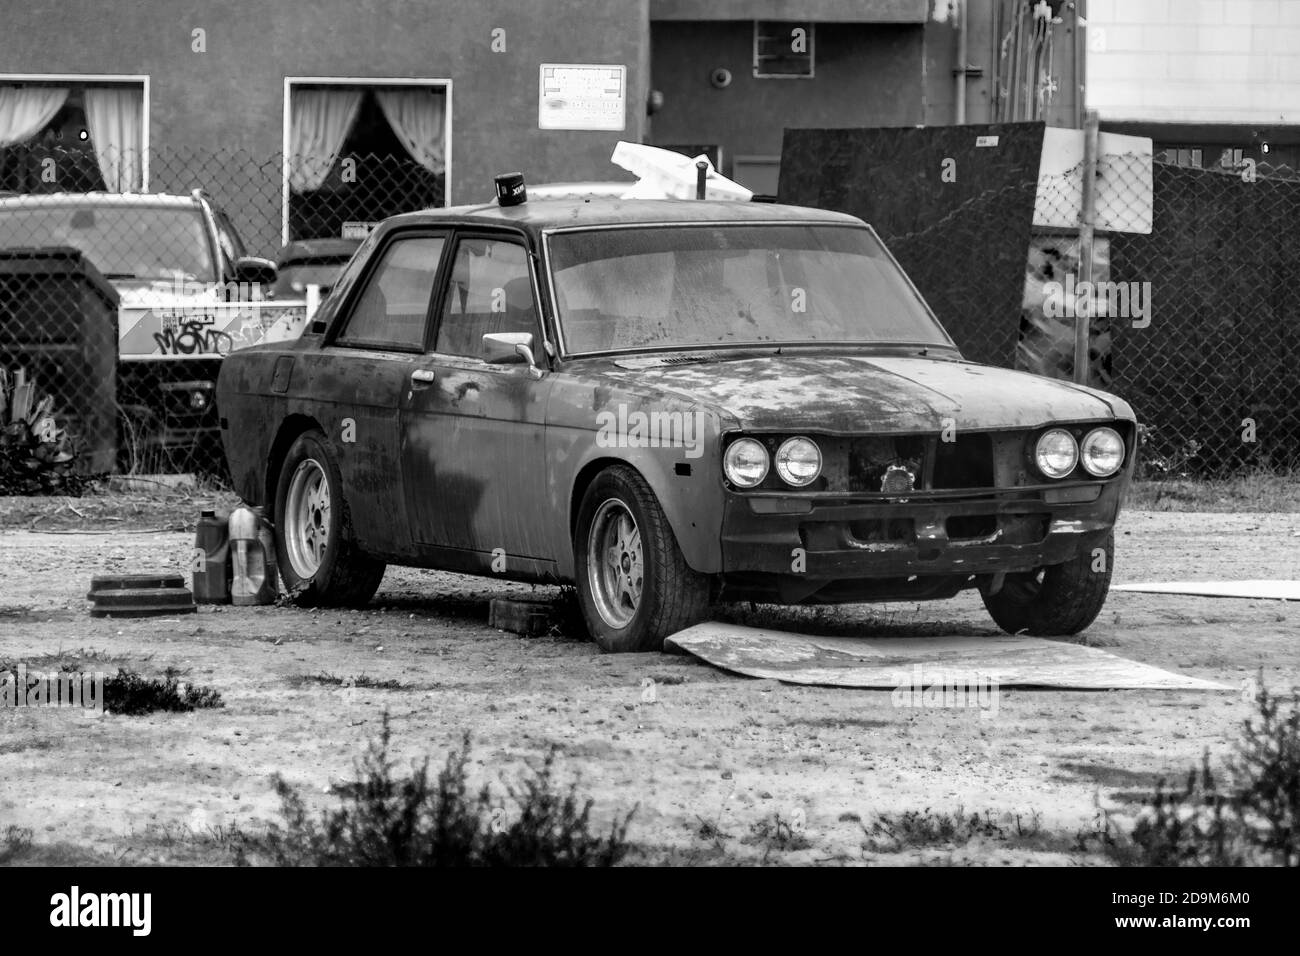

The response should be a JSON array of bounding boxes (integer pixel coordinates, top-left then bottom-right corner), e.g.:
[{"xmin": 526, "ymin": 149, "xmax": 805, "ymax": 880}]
[{"xmin": 411, "ymin": 369, "xmax": 437, "ymax": 386}]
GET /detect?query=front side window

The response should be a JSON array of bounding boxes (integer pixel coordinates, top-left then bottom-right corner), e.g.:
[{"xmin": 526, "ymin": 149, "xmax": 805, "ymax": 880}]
[
  {"xmin": 549, "ymin": 224, "xmax": 951, "ymax": 355},
  {"xmin": 434, "ymin": 238, "xmax": 537, "ymax": 358},
  {"xmin": 336, "ymin": 234, "xmax": 444, "ymax": 350}
]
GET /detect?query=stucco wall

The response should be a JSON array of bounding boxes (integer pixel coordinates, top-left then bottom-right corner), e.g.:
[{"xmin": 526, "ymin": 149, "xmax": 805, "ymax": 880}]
[
  {"xmin": 647, "ymin": 20, "xmax": 925, "ymax": 180},
  {"xmin": 0, "ymin": 0, "xmax": 649, "ymax": 205}
]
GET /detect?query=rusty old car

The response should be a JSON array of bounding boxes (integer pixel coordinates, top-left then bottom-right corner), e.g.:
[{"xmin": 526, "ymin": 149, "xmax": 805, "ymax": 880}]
[{"xmin": 216, "ymin": 193, "xmax": 1137, "ymax": 652}]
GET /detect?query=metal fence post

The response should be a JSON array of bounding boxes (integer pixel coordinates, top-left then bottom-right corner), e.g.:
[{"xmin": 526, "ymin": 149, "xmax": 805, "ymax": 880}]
[{"xmin": 1074, "ymin": 109, "xmax": 1100, "ymax": 385}]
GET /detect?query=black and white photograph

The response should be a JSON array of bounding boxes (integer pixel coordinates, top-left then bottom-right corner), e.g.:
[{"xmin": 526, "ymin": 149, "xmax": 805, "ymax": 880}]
[{"xmin": 0, "ymin": 0, "xmax": 1294, "ymax": 927}]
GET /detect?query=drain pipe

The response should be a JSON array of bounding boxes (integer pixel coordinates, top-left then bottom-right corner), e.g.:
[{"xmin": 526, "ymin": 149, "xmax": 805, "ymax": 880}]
[{"xmin": 955, "ymin": 0, "xmax": 968, "ymax": 124}]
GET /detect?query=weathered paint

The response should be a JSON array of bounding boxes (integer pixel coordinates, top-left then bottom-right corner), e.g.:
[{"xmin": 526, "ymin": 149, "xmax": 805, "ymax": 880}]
[
  {"xmin": 217, "ymin": 198, "xmax": 1138, "ymax": 602},
  {"xmin": 596, "ymin": 353, "xmax": 1132, "ymax": 433}
]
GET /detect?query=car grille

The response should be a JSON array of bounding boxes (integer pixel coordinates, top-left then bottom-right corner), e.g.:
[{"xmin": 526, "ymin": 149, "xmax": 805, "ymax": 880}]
[{"xmin": 822, "ymin": 431, "xmax": 1007, "ymax": 494}]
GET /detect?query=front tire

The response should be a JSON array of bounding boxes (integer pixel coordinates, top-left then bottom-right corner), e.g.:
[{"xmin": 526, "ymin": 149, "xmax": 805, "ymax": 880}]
[
  {"xmin": 574, "ymin": 465, "xmax": 709, "ymax": 652},
  {"xmin": 982, "ymin": 532, "xmax": 1113, "ymax": 636},
  {"xmin": 273, "ymin": 430, "xmax": 385, "ymax": 607}
]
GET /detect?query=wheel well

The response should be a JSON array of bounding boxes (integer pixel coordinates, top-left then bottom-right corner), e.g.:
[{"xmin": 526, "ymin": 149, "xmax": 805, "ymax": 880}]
[
  {"xmin": 265, "ymin": 414, "xmax": 323, "ymax": 518},
  {"xmin": 569, "ymin": 457, "xmax": 640, "ymax": 542}
]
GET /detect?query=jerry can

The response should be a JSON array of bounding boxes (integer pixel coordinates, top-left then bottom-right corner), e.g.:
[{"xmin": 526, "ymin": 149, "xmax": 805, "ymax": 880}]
[
  {"xmin": 229, "ymin": 505, "xmax": 279, "ymax": 606},
  {"xmin": 193, "ymin": 509, "xmax": 230, "ymax": 604}
]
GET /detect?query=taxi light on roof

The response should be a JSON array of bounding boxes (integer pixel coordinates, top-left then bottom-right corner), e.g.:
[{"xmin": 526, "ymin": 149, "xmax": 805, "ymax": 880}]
[{"xmin": 495, "ymin": 172, "xmax": 527, "ymax": 207}]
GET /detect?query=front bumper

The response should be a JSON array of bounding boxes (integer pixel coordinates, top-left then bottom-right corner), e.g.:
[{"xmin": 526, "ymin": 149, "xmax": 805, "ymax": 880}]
[{"xmin": 719, "ymin": 478, "xmax": 1124, "ymax": 601}]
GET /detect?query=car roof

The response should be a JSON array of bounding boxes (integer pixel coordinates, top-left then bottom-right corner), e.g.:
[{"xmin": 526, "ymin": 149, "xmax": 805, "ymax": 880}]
[
  {"xmin": 378, "ymin": 198, "xmax": 865, "ymax": 239},
  {"xmin": 276, "ymin": 238, "xmax": 362, "ymax": 263},
  {"xmin": 0, "ymin": 191, "xmax": 201, "ymax": 209}
]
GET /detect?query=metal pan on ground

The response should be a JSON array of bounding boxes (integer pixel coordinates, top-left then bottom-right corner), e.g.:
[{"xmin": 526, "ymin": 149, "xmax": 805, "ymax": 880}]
[
  {"xmin": 1112, "ymin": 580, "xmax": 1300, "ymax": 601},
  {"xmin": 665, "ymin": 623, "xmax": 1230, "ymax": 690}
]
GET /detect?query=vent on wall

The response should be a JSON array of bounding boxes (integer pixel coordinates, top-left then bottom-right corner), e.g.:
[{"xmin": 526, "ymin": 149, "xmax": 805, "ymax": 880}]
[{"xmin": 753, "ymin": 21, "xmax": 814, "ymax": 79}]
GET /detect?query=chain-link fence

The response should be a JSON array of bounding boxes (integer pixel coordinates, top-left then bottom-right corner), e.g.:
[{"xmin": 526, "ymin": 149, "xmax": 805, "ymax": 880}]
[
  {"xmin": 0, "ymin": 144, "xmax": 445, "ymax": 480},
  {"xmin": 881, "ymin": 154, "xmax": 1300, "ymax": 478},
  {"xmin": 3, "ymin": 138, "xmax": 1297, "ymax": 482}
]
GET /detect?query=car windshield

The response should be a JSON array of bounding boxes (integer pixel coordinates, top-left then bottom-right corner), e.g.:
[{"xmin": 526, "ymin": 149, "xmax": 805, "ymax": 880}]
[
  {"xmin": 0, "ymin": 203, "xmax": 216, "ymax": 282},
  {"xmin": 548, "ymin": 223, "xmax": 952, "ymax": 354}
]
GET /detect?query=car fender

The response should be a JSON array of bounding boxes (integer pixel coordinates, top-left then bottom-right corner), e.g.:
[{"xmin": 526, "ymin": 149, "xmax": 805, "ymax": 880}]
[{"xmin": 546, "ymin": 381, "xmax": 731, "ymax": 579}]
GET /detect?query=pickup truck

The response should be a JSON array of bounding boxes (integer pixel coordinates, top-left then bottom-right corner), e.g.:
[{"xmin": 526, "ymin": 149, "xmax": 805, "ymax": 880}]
[{"xmin": 0, "ymin": 190, "xmax": 307, "ymax": 472}]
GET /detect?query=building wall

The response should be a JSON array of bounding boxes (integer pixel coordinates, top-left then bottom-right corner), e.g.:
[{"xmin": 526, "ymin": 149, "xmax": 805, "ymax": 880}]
[
  {"xmin": 1087, "ymin": 0, "xmax": 1300, "ymax": 123},
  {"xmin": 923, "ymin": 0, "xmax": 1084, "ymax": 128},
  {"xmin": 647, "ymin": 20, "xmax": 925, "ymax": 188},
  {"xmin": 648, "ymin": 1, "xmax": 1085, "ymax": 194},
  {"xmin": 0, "ymin": 0, "xmax": 649, "ymax": 204}
]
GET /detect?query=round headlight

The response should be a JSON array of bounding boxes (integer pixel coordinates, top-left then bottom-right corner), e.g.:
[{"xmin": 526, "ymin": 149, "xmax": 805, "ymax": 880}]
[
  {"xmin": 724, "ymin": 438, "xmax": 769, "ymax": 488},
  {"xmin": 190, "ymin": 389, "xmax": 209, "ymax": 411},
  {"xmin": 774, "ymin": 437, "xmax": 822, "ymax": 487},
  {"xmin": 1081, "ymin": 427, "xmax": 1125, "ymax": 477},
  {"xmin": 1035, "ymin": 428, "xmax": 1078, "ymax": 479}
]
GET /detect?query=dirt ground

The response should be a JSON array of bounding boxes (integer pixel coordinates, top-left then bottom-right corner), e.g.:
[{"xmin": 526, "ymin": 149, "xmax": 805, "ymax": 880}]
[{"xmin": 1, "ymin": 504, "xmax": 1297, "ymax": 865}]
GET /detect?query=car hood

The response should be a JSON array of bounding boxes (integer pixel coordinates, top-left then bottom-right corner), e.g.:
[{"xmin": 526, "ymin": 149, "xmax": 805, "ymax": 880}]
[{"xmin": 601, "ymin": 354, "xmax": 1131, "ymax": 432}]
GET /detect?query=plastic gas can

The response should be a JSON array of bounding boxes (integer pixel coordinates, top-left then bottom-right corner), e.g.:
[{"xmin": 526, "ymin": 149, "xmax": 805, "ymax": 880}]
[
  {"xmin": 193, "ymin": 509, "xmax": 230, "ymax": 604},
  {"xmin": 229, "ymin": 505, "xmax": 278, "ymax": 605}
]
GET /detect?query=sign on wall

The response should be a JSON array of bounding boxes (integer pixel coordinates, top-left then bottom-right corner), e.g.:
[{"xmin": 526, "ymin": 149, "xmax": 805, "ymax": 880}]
[{"xmin": 538, "ymin": 64, "xmax": 626, "ymax": 131}]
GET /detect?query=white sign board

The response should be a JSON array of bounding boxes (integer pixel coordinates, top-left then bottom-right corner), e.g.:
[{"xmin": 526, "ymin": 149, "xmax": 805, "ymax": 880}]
[
  {"xmin": 538, "ymin": 64, "xmax": 626, "ymax": 131},
  {"xmin": 1034, "ymin": 127, "xmax": 1154, "ymax": 234},
  {"xmin": 341, "ymin": 221, "xmax": 379, "ymax": 240}
]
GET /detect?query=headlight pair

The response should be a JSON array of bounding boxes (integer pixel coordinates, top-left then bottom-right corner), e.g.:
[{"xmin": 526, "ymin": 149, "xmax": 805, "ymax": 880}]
[
  {"xmin": 1035, "ymin": 426, "xmax": 1125, "ymax": 479},
  {"xmin": 724, "ymin": 436, "xmax": 822, "ymax": 488}
]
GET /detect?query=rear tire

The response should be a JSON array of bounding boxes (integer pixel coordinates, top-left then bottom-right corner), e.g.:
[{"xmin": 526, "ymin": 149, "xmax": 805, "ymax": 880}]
[
  {"xmin": 574, "ymin": 465, "xmax": 709, "ymax": 652},
  {"xmin": 273, "ymin": 430, "xmax": 385, "ymax": 607},
  {"xmin": 982, "ymin": 532, "xmax": 1113, "ymax": 636}
]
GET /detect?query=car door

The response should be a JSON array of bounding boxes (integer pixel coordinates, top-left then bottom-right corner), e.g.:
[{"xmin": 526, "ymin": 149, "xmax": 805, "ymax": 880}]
[
  {"xmin": 400, "ymin": 230, "xmax": 557, "ymax": 576},
  {"xmin": 304, "ymin": 229, "xmax": 447, "ymax": 553}
]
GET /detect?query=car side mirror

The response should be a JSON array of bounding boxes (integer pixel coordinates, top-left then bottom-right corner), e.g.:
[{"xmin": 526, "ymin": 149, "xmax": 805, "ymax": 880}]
[
  {"xmin": 483, "ymin": 331, "xmax": 544, "ymax": 379},
  {"xmin": 234, "ymin": 255, "xmax": 277, "ymax": 287}
]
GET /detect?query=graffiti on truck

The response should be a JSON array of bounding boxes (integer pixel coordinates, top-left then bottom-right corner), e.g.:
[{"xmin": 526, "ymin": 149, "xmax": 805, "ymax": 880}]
[
  {"xmin": 152, "ymin": 319, "xmax": 234, "ymax": 356},
  {"xmin": 120, "ymin": 302, "xmax": 310, "ymax": 359}
]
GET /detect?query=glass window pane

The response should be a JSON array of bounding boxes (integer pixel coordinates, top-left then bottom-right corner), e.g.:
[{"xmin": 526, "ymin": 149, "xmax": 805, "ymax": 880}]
[
  {"xmin": 338, "ymin": 235, "xmax": 443, "ymax": 350},
  {"xmin": 435, "ymin": 238, "xmax": 536, "ymax": 357}
]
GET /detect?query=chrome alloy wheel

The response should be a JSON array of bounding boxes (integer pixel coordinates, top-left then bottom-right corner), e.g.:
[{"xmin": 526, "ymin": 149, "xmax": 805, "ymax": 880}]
[
  {"xmin": 284, "ymin": 458, "xmax": 331, "ymax": 578},
  {"xmin": 587, "ymin": 498, "xmax": 643, "ymax": 629}
]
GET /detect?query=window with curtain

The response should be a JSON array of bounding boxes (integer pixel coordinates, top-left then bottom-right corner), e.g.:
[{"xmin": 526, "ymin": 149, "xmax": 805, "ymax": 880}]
[
  {"xmin": 288, "ymin": 85, "xmax": 446, "ymax": 241},
  {"xmin": 0, "ymin": 82, "xmax": 144, "ymax": 194}
]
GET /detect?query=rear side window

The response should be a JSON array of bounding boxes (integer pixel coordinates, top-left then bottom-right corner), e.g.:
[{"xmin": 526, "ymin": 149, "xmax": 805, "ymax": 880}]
[
  {"xmin": 435, "ymin": 237, "xmax": 537, "ymax": 358},
  {"xmin": 336, "ymin": 235, "xmax": 444, "ymax": 351}
]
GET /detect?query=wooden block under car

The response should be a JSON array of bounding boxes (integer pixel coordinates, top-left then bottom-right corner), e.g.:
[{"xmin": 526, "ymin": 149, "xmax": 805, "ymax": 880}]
[{"xmin": 489, "ymin": 596, "xmax": 556, "ymax": 637}]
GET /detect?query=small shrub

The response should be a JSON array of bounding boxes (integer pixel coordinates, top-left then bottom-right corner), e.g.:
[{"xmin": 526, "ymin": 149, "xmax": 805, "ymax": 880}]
[
  {"xmin": 0, "ymin": 825, "xmax": 33, "ymax": 864},
  {"xmin": 289, "ymin": 673, "xmax": 431, "ymax": 692},
  {"xmin": 863, "ymin": 806, "xmax": 1006, "ymax": 852},
  {"xmin": 694, "ymin": 814, "xmax": 732, "ymax": 850},
  {"xmin": 103, "ymin": 667, "xmax": 223, "ymax": 715},
  {"xmin": 744, "ymin": 812, "xmax": 811, "ymax": 861},
  {"xmin": 0, "ymin": 368, "xmax": 98, "ymax": 496},
  {"xmin": 250, "ymin": 714, "xmax": 634, "ymax": 867},
  {"xmin": 1083, "ymin": 681, "xmax": 1299, "ymax": 866}
]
